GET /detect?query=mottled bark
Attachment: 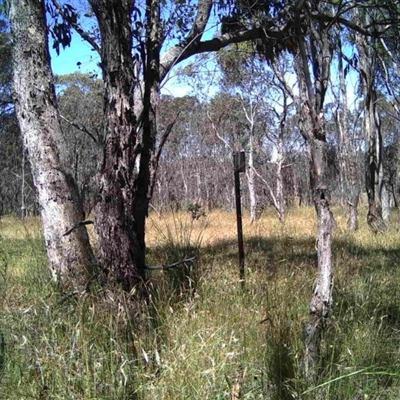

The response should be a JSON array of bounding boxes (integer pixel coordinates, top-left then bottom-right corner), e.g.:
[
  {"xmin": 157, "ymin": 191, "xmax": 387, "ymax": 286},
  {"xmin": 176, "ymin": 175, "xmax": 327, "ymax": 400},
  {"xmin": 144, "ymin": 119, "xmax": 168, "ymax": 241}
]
[
  {"xmin": 303, "ymin": 138, "xmax": 334, "ymax": 378},
  {"xmin": 302, "ymin": 128, "xmax": 335, "ymax": 383},
  {"xmin": 89, "ymin": 0, "xmax": 147, "ymax": 292},
  {"xmin": 294, "ymin": 2, "xmax": 335, "ymax": 382},
  {"xmin": 347, "ymin": 189, "xmax": 359, "ymax": 231},
  {"xmin": 381, "ymin": 184, "xmax": 390, "ymax": 223},
  {"xmin": 10, "ymin": 0, "xmax": 97, "ymax": 288},
  {"xmin": 89, "ymin": 0, "xmax": 161, "ymax": 293}
]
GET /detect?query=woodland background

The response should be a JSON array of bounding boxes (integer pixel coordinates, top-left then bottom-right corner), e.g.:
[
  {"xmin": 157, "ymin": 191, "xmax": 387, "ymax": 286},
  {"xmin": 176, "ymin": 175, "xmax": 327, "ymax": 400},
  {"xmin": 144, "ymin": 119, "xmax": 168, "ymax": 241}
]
[{"xmin": 2, "ymin": 1, "xmax": 400, "ymax": 398}]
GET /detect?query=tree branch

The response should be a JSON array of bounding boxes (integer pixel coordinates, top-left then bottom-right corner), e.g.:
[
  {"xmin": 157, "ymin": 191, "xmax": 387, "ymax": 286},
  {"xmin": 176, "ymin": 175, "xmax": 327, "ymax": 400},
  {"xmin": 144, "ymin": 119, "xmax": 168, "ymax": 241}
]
[
  {"xmin": 145, "ymin": 256, "xmax": 196, "ymax": 270},
  {"xmin": 251, "ymin": 166, "xmax": 281, "ymax": 216},
  {"xmin": 149, "ymin": 116, "xmax": 179, "ymax": 199},
  {"xmin": 63, "ymin": 220, "xmax": 94, "ymax": 236},
  {"xmin": 58, "ymin": 113, "xmax": 98, "ymax": 143},
  {"xmin": 206, "ymin": 110, "xmax": 233, "ymax": 151},
  {"xmin": 160, "ymin": 26, "xmax": 286, "ymax": 81},
  {"xmin": 51, "ymin": 0, "xmax": 101, "ymax": 54}
]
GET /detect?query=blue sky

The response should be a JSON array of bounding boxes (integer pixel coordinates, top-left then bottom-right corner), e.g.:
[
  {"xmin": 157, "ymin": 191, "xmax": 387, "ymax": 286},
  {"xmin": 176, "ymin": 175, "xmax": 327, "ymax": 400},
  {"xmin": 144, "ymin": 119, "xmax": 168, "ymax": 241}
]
[
  {"xmin": 50, "ymin": 30, "xmax": 99, "ymax": 76},
  {"xmin": 49, "ymin": 30, "xmax": 193, "ymax": 97}
]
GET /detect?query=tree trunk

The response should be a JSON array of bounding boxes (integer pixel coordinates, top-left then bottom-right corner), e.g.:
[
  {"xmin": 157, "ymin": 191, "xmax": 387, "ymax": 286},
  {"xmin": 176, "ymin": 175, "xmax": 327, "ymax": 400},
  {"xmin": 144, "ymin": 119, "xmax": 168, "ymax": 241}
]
[
  {"xmin": 364, "ymin": 88, "xmax": 386, "ymax": 232},
  {"xmin": 247, "ymin": 133, "xmax": 257, "ymax": 223},
  {"xmin": 293, "ymin": 4, "xmax": 335, "ymax": 382},
  {"xmin": 337, "ymin": 40, "xmax": 359, "ymax": 230},
  {"xmin": 302, "ymin": 135, "xmax": 335, "ymax": 382},
  {"xmin": 347, "ymin": 184, "xmax": 359, "ymax": 231},
  {"xmin": 275, "ymin": 116, "xmax": 286, "ymax": 223},
  {"xmin": 355, "ymin": 17, "xmax": 386, "ymax": 233},
  {"xmin": 90, "ymin": 0, "xmax": 148, "ymax": 292},
  {"xmin": 10, "ymin": 0, "xmax": 97, "ymax": 288},
  {"xmin": 90, "ymin": 0, "xmax": 161, "ymax": 293},
  {"xmin": 381, "ymin": 183, "xmax": 391, "ymax": 223},
  {"xmin": 20, "ymin": 147, "xmax": 26, "ymax": 219}
]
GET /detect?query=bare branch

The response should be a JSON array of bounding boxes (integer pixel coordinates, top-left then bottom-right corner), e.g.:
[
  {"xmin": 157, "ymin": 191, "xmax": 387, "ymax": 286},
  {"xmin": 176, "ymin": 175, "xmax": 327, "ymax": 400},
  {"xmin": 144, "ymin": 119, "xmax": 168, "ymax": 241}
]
[
  {"xmin": 59, "ymin": 113, "xmax": 98, "ymax": 143},
  {"xmin": 63, "ymin": 220, "xmax": 94, "ymax": 236},
  {"xmin": 149, "ymin": 116, "xmax": 179, "ymax": 198},
  {"xmin": 313, "ymin": 13, "xmax": 394, "ymax": 37},
  {"xmin": 206, "ymin": 110, "xmax": 233, "ymax": 151},
  {"xmin": 271, "ymin": 61, "xmax": 295, "ymax": 100},
  {"xmin": 250, "ymin": 166, "xmax": 281, "ymax": 215}
]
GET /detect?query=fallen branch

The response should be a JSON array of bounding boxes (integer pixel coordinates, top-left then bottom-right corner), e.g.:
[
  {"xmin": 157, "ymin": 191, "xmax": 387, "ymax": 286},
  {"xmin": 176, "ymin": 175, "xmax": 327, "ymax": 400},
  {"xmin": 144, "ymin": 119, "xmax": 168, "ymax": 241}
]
[{"xmin": 145, "ymin": 256, "xmax": 196, "ymax": 270}]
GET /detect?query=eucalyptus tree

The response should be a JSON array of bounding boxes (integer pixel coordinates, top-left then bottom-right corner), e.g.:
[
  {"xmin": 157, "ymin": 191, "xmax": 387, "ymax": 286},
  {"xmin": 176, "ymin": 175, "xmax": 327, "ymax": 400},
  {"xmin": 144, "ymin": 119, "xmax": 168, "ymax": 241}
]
[
  {"xmin": 216, "ymin": 46, "xmax": 284, "ymax": 222},
  {"xmin": 10, "ymin": 0, "xmax": 301, "ymax": 292},
  {"xmin": 290, "ymin": 3, "xmax": 336, "ymax": 378},
  {"xmin": 381, "ymin": 102, "xmax": 400, "ymax": 208},
  {"xmin": 260, "ymin": 55, "xmax": 299, "ymax": 222},
  {"xmin": 10, "ymin": 0, "xmax": 98, "ymax": 286},
  {"xmin": 205, "ymin": 66, "xmax": 262, "ymax": 221},
  {"xmin": 220, "ymin": 0, "xmax": 336, "ymax": 378},
  {"xmin": 354, "ymin": 9, "xmax": 388, "ymax": 229},
  {"xmin": 334, "ymin": 35, "xmax": 361, "ymax": 230},
  {"xmin": 350, "ymin": 3, "xmax": 400, "ymax": 229},
  {"xmin": 219, "ymin": 0, "xmax": 400, "ymax": 380}
]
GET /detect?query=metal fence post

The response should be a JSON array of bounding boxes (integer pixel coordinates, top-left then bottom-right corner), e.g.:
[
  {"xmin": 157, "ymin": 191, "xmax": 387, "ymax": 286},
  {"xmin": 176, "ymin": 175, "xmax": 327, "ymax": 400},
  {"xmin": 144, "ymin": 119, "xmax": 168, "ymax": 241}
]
[{"xmin": 233, "ymin": 151, "xmax": 245, "ymax": 289}]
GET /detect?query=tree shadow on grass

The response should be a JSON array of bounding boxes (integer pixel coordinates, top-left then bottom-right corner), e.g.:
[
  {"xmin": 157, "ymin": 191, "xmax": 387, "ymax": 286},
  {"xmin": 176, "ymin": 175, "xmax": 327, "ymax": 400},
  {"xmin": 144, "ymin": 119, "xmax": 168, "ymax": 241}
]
[
  {"xmin": 147, "ymin": 231, "xmax": 400, "ymax": 316},
  {"xmin": 148, "ymin": 232, "xmax": 400, "ymax": 397},
  {"xmin": 199, "ymin": 234, "xmax": 318, "ymax": 274}
]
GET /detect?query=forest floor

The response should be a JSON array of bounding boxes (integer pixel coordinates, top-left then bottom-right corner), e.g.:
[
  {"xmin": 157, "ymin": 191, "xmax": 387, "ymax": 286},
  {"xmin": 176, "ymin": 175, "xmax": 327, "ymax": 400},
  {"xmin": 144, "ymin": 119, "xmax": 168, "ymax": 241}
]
[{"xmin": 1, "ymin": 207, "xmax": 400, "ymax": 399}]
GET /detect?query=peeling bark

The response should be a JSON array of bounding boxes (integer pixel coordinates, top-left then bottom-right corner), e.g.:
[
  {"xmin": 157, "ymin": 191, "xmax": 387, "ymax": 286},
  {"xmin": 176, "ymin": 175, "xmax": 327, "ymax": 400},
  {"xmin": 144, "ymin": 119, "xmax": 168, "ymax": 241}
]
[
  {"xmin": 89, "ymin": 0, "xmax": 162, "ymax": 293},
  {"xmin": 10, "ymin": 0, "xmax": 97, "ymax": 289},
  {"xmin": 89, "ymin": 0, "xmax": 148, "ymax": 292},
  {"xmin": 293, "ymin": 1, "xmax": 335, "ymax": 381}
]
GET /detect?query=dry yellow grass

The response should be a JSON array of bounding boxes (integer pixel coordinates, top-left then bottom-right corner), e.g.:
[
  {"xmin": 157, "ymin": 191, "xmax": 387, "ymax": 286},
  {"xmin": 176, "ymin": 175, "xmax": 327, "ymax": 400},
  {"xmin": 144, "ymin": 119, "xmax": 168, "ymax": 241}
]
[
  {"xmin": 147, "ymin": 207, "xmax": 318, "ymax": 249},
  {"xmin": 0, "ymin": 216, "xmax": 42, "ymax": 240}
]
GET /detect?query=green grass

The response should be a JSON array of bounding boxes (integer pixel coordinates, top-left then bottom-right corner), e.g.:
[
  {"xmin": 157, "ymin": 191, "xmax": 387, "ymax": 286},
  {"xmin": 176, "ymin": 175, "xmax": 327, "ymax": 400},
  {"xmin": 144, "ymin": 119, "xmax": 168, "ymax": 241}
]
[{"xmin": 1, "ymin": 208, "xmax": 400, "ymax": 399}]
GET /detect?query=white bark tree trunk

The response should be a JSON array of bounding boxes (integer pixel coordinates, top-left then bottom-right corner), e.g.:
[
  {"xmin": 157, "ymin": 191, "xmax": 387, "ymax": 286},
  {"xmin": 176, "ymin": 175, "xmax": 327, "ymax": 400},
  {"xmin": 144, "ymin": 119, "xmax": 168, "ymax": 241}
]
[
  {"xmin": 247, "ymin": 132, "xmax": 257, "ymax": 223},
  {"xmin": 355, "ymin": 12, "xmax": 386, "ymax": 232},
  {"xmin": 293, "ymin": 4, "xmax": 335, "ymax": 381},
  {"xmin": 381, "ymin": 184, "xmax": 391, "ymax": 223},
  {"xmin": 337, "ymin": 40, "xmax": 359, "ymax": 230},
  {"xmin": 20, "ymin": 147, "xmax": 26, "ymax": 219},
  {"xmin": 10, "ymin": 0, "xmax": 97, "ymax": 287},
  {"xmin": 275, "ymin": 136, "xmax": 285, "ymax": 223}
]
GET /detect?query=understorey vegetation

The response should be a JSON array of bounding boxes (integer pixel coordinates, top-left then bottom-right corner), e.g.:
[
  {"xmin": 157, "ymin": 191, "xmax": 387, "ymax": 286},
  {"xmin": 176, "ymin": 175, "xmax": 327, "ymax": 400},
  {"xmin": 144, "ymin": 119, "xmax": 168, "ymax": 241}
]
[{"xmin": 1, "ymin": 208, "xmax": 400, "ymax": 398}]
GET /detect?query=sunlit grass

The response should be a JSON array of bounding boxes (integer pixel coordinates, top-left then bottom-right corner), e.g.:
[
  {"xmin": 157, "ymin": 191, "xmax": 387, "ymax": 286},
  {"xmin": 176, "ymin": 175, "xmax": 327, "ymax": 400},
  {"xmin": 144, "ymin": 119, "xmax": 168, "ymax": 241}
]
[{"xmin": 1, "ymin": 206, "xmax": 400, "ymax": 398}]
